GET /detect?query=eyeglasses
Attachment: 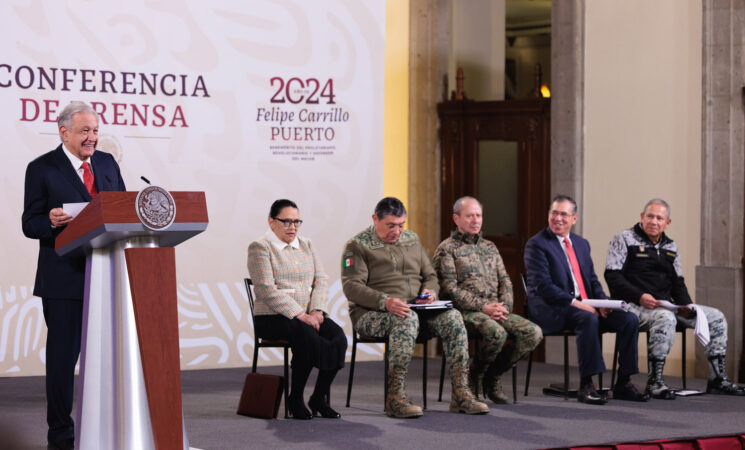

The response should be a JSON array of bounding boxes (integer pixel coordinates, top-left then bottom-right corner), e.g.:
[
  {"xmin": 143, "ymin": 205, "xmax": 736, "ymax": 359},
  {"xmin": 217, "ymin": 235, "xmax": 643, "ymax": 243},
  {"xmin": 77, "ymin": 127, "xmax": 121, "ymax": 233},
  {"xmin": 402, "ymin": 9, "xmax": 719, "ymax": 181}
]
[
  {"xmin": 274, "ymin": 218, "xmax": 303, "ymax": 228},
  {"xmin": 550, "ymin": 210, "xmax": 574, "ymax": 219}
]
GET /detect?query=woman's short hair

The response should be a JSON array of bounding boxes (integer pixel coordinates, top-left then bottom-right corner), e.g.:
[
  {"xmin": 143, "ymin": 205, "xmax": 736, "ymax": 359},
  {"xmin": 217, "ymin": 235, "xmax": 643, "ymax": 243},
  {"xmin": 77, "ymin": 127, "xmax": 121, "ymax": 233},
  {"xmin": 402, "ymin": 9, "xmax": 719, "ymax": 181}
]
[{"xmin": 269, "ymin": 199, "xmax": 298, "ymax": 218}]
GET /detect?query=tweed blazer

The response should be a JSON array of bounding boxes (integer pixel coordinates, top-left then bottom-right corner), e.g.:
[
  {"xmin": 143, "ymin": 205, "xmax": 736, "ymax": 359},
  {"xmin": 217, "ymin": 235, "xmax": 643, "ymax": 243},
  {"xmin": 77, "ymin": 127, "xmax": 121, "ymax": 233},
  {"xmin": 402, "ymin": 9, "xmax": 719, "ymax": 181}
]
[{"xmin": 247, "ymin": 234, "xmax": 329, "ymax": 318}]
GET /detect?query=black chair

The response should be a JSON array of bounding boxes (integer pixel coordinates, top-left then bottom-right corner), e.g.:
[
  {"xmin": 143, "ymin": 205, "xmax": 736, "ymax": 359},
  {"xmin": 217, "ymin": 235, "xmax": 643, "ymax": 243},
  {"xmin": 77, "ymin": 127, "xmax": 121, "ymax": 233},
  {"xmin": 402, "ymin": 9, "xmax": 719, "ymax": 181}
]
[
  {"xmin": 346, "ymin": 327, "xmax": 439, "ymax": 410},
  {"xmin": 244, "ymin": 278, "xmax": 290, "ymax": 418},
  {"xmin": 437, "ymin": 334, "xmax": 519, "ymax": 404},
  {"xmin": 611, "ymin": 322, "xmax": 688, "ymax": 389},
  {"xmin": 520, "ymin": 274, "xmax": 616, "ymax": 399}
]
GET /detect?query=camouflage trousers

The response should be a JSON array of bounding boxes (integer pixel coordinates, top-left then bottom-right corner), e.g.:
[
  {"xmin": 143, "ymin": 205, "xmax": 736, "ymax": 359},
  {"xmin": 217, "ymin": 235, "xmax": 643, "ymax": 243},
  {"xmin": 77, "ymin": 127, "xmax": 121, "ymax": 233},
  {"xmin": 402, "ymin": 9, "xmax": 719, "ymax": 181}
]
[
  {"xmin": 626, "ymin": 303, "xmax": 727, "ymax": 359},
  {"xmin": 355, "ymin": 309, "xmax": 469, "ymax": 372},
  {"xmin": 462, "ymin": 312, "xmax": 543, "ymax": 376}
]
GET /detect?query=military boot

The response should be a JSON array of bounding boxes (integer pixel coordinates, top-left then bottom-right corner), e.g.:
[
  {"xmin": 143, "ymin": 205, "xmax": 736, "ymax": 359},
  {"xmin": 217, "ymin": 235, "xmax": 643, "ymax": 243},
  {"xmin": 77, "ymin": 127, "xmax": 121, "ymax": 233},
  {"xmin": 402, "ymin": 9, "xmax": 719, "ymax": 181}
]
[
  {"xmin": 468, "ymin": 360, "xmax": 485, "ymax": 400},
  {"xmin": 484, "ymin": 375, "xmax": 509, "ymax": 404},
  {"xmin": 645, "ymin": 358, "xmax": 675, "ymax": 399},
  {"xmin": 450, "ymin": 367, "xmax": 489, "ymax": 414},
  {"xmin": 706, "ymin": 355, "xmax": 745, "ymax": 396},
  {"xmin": 385, "ymin": 369, "xmax": 423, "ymax": 418}
]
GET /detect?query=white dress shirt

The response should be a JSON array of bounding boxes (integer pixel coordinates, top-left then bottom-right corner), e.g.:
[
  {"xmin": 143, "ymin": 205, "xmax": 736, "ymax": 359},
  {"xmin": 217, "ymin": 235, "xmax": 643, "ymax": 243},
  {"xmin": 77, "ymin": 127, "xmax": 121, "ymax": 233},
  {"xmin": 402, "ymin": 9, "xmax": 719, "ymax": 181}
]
[
  {"xmin": 61, "ymin": 143, "xmax": 93, "ymax": 182},
  {"xmin": 556, "ymin": 234, "xmax": 582, "ymax": 301}
]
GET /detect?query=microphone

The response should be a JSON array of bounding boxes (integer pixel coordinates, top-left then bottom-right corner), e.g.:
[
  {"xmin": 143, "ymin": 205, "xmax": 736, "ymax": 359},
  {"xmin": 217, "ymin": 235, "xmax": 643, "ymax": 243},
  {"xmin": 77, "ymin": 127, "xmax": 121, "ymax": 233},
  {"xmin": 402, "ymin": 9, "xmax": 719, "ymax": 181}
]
[{"xmin": 140, "ymin": 176, "xmax": 151, "ymax": 185}]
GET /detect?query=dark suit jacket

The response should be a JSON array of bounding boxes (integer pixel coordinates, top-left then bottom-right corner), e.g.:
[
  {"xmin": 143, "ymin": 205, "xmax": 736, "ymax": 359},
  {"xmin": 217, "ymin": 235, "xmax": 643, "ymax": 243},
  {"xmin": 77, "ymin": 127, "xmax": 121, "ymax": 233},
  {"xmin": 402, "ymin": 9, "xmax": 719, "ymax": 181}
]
[
  {"xmin": 524, "ymin": 227, "xmax": 607, "ymax": 333},
  {"xmin": 22, "ymin": 145, "xmax": 126, "ymax": 299}
]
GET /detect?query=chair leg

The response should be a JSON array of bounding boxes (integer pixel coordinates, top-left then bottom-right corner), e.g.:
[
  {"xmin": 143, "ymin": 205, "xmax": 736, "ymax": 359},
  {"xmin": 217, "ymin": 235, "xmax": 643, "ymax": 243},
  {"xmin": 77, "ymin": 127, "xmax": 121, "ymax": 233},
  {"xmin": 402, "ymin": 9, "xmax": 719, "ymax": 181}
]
[
  {"xmin": 252, "ymin": 343, "xmax": 259, "ymax": 373},
  {"xmin": 512, "ymin": 365, "xmax": 517, "ymax": 404},
  {"xmin": 681, "ymin": 329, "xmax": 687, "ymax": 390},
  {"xmin": 563, "ymin": 335, "xmax": 569, "ymax": 400},
  {"xmin": 422, "ymin": 339, "xmax": 428, "ymax": 410},
  {"xmin": 438, "ymin": 352, "xmax": 446, "ymax": 402},
  {"xmin": 346, "ymin": 334, "xmax": 358, "ymax": 408},
  {"xmin": 283, "ymin": 346, "xmax": 289, "ymax": 419},
  {"xmin": 611, "ymin": 336, "xmax": 619, "ymax": 389},
  {"xmin": 524, "ymin": 351, "xmax": 533, "ymax": 396},
  {"xmin": 598, "ymin": 336, "xmax": 603, "ymax": 390},
  {"xmin": 383, "ymin": 343, "xmax": 389, "ymax": 411}
]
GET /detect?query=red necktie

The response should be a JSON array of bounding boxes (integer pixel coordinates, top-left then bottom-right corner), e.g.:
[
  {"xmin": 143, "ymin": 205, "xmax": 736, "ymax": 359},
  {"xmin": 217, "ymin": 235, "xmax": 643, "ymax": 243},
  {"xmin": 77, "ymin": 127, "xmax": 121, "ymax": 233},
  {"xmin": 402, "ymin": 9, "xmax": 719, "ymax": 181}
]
[
  {"xmin": 81, "ymin": 162, "xmax": 98, "ymax": 198},
  {"xmin": 563, "ymin": 237, "xmax": 588, "ymax": 299}
]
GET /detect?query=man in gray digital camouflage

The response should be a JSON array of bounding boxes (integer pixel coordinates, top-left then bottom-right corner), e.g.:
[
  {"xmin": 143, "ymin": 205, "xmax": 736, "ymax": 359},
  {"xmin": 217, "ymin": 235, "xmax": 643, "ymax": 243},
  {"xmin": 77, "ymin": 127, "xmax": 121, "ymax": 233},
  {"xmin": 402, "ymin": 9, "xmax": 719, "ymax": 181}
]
[
  {"xmin": 605, "ymin": 198, "xmax": 745, "ymax": 398},
  {"xmin": 342, "ymin": 197, "xmax": 488, "ymax": 418},
  {"xmin": 434, "ymin": 196, "xmax": 542, "ymax": 404}
]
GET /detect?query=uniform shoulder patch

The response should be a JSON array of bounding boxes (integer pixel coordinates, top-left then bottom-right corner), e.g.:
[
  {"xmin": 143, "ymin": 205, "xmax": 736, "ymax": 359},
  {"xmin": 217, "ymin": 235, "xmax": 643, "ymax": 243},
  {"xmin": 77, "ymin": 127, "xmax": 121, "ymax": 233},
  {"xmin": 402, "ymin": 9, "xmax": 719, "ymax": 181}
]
[{"xmin": 342, "ymin": 250, "xmax": 354, "ymax": 268}]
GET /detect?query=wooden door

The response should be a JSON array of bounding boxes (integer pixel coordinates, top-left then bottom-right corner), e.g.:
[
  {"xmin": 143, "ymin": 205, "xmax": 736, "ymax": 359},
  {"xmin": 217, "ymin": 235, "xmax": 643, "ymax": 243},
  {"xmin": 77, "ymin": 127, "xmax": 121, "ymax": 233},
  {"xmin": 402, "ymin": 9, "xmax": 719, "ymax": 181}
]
[{"xmin": 438, "ymin": 98, "xmax": 551, "ymax": 318}]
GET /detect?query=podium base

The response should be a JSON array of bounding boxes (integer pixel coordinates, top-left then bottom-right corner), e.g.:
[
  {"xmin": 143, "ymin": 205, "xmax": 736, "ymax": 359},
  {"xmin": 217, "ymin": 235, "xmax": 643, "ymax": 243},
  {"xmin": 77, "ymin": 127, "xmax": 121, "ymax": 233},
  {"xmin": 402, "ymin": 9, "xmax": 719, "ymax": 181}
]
[{"xmin": 76, "ymin": 237, "xmax": 188, "ymax": 450}]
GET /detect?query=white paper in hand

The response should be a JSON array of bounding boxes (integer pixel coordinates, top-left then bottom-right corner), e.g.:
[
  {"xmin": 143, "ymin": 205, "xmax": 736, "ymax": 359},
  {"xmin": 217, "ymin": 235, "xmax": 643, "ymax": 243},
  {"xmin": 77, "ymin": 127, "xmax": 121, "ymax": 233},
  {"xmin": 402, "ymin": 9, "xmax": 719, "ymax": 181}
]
[{"xmin": 62, "ymin": 202, "xmax": 88, "ymax": 219}]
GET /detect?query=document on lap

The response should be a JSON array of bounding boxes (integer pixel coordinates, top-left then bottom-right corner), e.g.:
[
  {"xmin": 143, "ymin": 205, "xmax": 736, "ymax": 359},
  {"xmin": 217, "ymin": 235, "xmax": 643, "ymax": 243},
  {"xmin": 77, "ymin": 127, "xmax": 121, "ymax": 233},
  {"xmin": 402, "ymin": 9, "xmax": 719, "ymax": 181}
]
[
  {"xmin": 581, "ymin": 299, "xmax": 628, "ymax": 310},
  {"xmin": 657, "ymin": 300, "xmax": 710, "ymax": 346},
  {"xmin": 409, "ymin": 300, "xmax": 453, "ymax": 310}
]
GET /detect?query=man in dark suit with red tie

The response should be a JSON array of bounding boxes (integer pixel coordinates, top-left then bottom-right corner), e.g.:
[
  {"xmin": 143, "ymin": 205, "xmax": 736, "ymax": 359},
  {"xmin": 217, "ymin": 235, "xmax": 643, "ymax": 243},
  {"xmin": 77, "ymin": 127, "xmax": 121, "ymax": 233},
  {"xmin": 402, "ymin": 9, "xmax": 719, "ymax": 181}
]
[
  {"xmin": 22, "ymin": 101, "xmax": 126, "ymax": 450},
  {"xmin": 524, "ymin": 195, "xmax": 647, "ymax": 405}
]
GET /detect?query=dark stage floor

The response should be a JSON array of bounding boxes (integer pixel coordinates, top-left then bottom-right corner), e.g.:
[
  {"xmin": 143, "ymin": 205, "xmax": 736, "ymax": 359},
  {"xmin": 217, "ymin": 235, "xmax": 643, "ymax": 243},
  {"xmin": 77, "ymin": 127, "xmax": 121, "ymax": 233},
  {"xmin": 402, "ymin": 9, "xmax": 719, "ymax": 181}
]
[{"xmin": 2, "ymin": 360, "xmax": 744, "ymax": 449}]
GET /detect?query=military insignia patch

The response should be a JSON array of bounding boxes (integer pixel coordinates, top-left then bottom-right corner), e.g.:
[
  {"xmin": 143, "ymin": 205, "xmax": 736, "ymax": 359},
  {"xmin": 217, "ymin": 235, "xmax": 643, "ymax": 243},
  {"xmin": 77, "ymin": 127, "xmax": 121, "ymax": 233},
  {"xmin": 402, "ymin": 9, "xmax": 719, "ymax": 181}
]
[
  {"xmin": 343, "ymin": 256, "xmax": 353, "ymax": 268},
  {"xmin": 638, "ymin": 246, "xmax": 645, "ymax": 252}
]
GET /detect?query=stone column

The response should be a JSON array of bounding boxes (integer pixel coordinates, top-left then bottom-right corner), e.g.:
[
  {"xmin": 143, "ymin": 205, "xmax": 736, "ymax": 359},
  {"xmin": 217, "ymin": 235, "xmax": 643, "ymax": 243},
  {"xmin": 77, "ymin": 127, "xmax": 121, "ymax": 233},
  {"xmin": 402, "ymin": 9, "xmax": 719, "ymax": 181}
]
[
  {"xmin": 698, "ymin": 0, "xmax": 745, "ymax": 381},
  {"xmin": 408, "ymin": 0, "xmax": 449, "ymax": 253},
  {"xmin": 550, "ymin": 0, "xmax": 585, "ymax": 233}
]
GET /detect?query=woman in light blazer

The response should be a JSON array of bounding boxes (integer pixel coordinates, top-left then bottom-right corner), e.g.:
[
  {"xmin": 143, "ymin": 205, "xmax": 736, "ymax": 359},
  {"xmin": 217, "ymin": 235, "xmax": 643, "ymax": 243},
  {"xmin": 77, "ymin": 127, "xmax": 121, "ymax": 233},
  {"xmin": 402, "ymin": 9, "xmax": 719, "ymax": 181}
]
[{"xmin": 248, "ymin": 199, "xmax": 346, "ymax": 419}]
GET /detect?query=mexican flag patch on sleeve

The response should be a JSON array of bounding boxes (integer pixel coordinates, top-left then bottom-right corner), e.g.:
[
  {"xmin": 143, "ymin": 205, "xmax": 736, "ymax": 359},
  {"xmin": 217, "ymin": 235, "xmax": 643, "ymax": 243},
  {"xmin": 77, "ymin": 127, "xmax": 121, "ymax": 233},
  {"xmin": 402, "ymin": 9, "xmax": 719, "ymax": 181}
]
[{"xmin": 343, "ymin": 251, "xmax": 354, "ymax": 269}]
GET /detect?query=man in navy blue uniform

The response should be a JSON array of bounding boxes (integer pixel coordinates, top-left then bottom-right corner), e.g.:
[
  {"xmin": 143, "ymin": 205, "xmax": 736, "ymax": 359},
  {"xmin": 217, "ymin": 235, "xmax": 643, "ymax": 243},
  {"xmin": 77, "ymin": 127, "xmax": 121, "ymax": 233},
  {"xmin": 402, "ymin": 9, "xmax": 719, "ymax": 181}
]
[
  {"xmin": 524, "ymin": 195, "xmax": 646, "ymax": 405},
  {"xmin": 22, "ymin": 101, "xmax": 126, "ymax": 450}
]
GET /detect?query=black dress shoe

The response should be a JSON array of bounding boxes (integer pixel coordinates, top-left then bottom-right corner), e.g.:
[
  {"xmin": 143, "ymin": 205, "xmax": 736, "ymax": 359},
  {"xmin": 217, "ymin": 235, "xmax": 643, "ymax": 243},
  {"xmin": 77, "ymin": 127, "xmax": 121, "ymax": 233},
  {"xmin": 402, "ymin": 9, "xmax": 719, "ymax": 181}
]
[
  {"xmin": 613, "ymin": 382, "xmax": 650, "ymax": 402},
  {"xmin": 577, "ymin": 383, "xmax": 607, "ymax": 405},
  {"xmin": 706, "ymin": 378, "xmax": 745, "ymax": 396},
  {"xmin": 308, "ymin": 395, "xmax": 341, "ymax": 419},
  {"xmin": 48, "ymin": 437, "xmax": 74, "ymax": 450},
  {"xmin": 288, "ymin": 396, "xmax": 312, "ymax": 420}
]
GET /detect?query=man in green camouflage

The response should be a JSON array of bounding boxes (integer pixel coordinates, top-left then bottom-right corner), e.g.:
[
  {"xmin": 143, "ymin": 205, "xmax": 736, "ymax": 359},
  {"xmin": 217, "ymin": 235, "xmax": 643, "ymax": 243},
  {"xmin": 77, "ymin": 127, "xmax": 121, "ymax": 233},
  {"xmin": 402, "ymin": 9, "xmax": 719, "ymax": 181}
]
[
  {"xmin": 434, "ymin": 196, "xmax": 543, "ymax": 404},
  {"xmin": 342, "ymin": 197, "xmax": 488, "ymax": 418}
]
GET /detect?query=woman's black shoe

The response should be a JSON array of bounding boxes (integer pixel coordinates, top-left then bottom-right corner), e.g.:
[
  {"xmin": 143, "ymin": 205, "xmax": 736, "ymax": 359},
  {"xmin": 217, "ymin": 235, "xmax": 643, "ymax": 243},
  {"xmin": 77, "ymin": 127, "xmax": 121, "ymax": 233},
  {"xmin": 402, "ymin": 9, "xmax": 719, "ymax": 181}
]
[
  {"xmin": 288, "ymin": 396, "xmax": 312, "ymax": 420},
  {"xmin": 308, "ymin": 395, "xmax": 341, "ymax": 419}
]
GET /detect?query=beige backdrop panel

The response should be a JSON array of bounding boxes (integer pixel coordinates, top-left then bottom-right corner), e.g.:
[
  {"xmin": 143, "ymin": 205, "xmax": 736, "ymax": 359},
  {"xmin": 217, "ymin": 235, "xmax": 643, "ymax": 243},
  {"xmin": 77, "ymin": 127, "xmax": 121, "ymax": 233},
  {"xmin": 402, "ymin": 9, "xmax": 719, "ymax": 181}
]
[
  {"xmin": 0, "ymin": 1, "xmax": 386, "ymax": 377},
  {"xmin": 581, "ymin": 0, "xmax": 702, "ymax": 375}
]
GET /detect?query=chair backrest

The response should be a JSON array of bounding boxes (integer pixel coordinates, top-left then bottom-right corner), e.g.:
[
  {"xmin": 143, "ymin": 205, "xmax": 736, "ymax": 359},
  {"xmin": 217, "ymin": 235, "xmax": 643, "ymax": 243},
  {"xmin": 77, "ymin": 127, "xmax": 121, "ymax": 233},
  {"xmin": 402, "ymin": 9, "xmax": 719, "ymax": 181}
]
[
  {"xmin": 244, "ymin": 278, "xmax": 257, "ymax": 328},
  {"xmin": 519, "ymin": 273, "xmax": 532, "ymax": 321}
]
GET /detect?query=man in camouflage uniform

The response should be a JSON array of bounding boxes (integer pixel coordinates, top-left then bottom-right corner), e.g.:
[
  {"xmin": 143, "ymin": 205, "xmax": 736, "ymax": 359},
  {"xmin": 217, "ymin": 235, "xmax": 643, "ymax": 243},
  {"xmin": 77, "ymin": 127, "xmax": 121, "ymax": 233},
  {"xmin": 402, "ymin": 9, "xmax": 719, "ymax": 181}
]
[
  {"xmin": 433, "ymin": 196, "xmax": 542, "ymax": 405},
  {"xmin": 342, "ymin": 197, "xmax": 488, "ymax": 418},
  {"xmin": 605, "ymin": 198, "xmax": 745, "ymax": 397}
]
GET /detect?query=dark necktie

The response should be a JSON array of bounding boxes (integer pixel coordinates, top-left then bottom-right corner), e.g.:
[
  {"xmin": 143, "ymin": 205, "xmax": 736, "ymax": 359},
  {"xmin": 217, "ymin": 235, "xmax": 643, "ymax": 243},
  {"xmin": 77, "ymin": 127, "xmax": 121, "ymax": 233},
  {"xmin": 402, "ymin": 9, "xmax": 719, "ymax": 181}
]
[
  {"xmin": 81, "ymin": 162, "xmax": 98, "ymax": 198},
  {"xmin": 563, "ymin": 237, "xmax": 588, "ymax": 299}
]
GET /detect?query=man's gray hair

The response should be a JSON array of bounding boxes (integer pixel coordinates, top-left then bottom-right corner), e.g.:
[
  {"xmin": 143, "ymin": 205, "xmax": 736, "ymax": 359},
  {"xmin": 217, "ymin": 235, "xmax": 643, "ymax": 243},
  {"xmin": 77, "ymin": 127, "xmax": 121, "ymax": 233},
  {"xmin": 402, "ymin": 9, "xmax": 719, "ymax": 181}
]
[
  {"xmin": 453, "ymin": 196, "xmax": 482, "ymax": 215},
  {"xmin": 550, "ymin": 194, "xmax": 577, "ymax": 215},
  {"xmin": 643, "ymin": 198, "xmax": 671, "ymax": 219},
  {"xmin": 57, "ymin": 101, "xmax": 98, "ymax": 131}
]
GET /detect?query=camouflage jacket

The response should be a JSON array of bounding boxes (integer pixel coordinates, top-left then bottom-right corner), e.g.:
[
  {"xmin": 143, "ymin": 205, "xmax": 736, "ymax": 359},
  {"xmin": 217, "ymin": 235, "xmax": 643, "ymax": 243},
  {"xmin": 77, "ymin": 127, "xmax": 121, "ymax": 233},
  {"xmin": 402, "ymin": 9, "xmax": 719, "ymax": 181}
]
[
  {"xmin": 341, "ymin": 226, "xmax": 439, "ymax": 325},
  {"xmin": 433, "ymin": 230, "xmax": 513, "ymax": 312}
]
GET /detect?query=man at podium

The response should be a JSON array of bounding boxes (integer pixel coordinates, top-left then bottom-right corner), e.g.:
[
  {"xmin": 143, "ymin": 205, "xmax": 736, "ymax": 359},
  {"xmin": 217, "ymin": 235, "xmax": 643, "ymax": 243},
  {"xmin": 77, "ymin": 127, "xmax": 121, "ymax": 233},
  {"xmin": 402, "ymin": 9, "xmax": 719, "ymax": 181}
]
[{"xmin": 22, "ymin": 101, "xmax": 126, "ymax": 450}]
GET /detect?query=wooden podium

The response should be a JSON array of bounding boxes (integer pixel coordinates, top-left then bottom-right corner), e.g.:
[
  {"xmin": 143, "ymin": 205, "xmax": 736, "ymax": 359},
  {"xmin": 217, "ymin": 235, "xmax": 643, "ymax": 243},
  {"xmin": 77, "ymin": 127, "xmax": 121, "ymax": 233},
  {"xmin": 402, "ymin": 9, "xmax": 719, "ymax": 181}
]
[{"xmin": 56, "ymin": 191, "xmax": 208, "ymax": 450}]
